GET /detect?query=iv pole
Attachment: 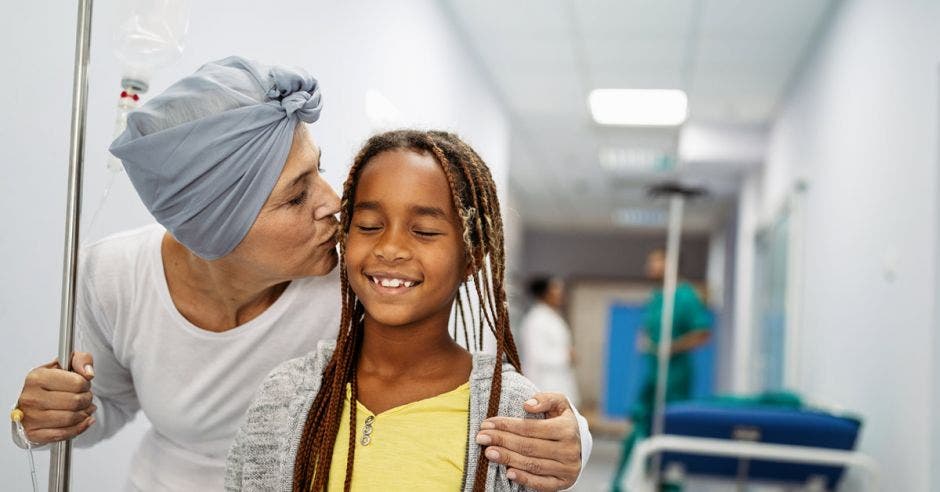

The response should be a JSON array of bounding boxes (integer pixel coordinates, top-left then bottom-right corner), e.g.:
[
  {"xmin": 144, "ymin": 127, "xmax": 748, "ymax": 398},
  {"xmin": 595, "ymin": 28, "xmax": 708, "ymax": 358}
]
[
  {"xmin": 647, "ymin": 182, "xmax": 705, "ymax": 485},
  {"xmin": 50, "ymin": 0, "xmax": 93, "ymax": 490}
]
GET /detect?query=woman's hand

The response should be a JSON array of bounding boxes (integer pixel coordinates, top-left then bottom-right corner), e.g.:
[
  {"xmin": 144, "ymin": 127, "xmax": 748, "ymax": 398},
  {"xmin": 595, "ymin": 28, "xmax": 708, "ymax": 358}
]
[
  {"xmin": 15, "ymin": 352, "xmax": 97, "ymax": 444},
  {"xmin": 475, "ymin": 392, "xmax": 582, "ymax": 491}
]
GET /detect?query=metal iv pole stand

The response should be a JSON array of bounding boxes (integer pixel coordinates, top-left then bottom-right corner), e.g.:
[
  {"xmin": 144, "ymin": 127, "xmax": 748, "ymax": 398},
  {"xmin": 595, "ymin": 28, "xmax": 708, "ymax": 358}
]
[
  {"xmin": 50, "ymin": 0, "xmax": 93, "ymax": 490},
  {"xmin": 647, "ymin": 183, "xmax": 705, "ymax": 487}
]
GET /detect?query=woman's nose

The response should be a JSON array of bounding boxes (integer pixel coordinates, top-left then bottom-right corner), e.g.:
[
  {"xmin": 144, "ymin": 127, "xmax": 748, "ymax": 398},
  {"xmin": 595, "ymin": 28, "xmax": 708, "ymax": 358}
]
[{"xmin": 312, "ymin": 177, "xmax": 341, "ymax": 221}]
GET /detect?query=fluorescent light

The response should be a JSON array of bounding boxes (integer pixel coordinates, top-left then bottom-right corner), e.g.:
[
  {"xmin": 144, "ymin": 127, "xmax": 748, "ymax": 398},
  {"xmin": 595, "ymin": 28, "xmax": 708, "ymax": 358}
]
[
  {"xmin": 589, "ymin": 89, "xmax": 688, "ymax": 126},
  {"xmin": 612, "ymin": 207, "xmax": 668, "ymax": 226},
  {"xmin": 599, "ymin": 147, "xmax": 677, "ymax": 173}
]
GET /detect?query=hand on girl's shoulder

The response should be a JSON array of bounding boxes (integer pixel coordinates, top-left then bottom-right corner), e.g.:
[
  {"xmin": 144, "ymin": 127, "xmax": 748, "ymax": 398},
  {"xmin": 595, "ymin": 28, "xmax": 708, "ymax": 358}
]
[{"xmin": 498, "ymin": 366, "xmax": 544, "ymax": 421}]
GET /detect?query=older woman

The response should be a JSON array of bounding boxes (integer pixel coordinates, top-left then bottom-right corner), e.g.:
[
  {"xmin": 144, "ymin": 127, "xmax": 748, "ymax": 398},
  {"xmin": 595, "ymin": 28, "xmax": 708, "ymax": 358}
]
[{"xmin": 11, "ymin": 57, "xmax": 590, "ymax": 491}]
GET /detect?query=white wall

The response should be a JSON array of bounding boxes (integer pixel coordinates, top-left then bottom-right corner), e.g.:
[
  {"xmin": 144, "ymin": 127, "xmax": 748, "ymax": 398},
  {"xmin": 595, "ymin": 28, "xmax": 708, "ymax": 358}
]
[
  {"xmin": 740, "ymin": 0, "xmax": 940, "ymax": 489},
  {"xmin": 0, "ymin": 1, "xmax": 510, "ymax": 489},
  {"xmin": 732, "ymin": 169, "xmax": 760, "ymax": 394}
]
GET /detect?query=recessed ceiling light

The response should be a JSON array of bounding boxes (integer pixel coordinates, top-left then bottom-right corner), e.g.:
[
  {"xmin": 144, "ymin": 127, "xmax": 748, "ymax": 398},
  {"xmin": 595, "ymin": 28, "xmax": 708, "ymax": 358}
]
[
  {"xmin": 589, "ymin": 89, "xmax": 688, "ymax": 126},
  {"xmin": 599, "ymin": 147, "xmax": 677, "ymax": 173},
  {"xmin": 611, "ymin": 207, "xmax": 668, "ymax": 226}
]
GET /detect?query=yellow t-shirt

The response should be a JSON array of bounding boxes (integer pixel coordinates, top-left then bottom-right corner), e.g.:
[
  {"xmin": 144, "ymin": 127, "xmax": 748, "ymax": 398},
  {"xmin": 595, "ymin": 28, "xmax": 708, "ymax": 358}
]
[{"xmin": 326, "ymin": 382, "xmax": 471, "ymax": 491}]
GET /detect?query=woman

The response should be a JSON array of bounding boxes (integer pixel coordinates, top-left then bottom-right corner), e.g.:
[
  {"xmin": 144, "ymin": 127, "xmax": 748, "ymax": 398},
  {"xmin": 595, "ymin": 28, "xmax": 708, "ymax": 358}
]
[
  {"xmin": 519, "ymin": 277, "xmax": 579, "ymax": 406},
  {"xmin": 10, "ymin": 57, "xmax": 589, "ymax": 491}
]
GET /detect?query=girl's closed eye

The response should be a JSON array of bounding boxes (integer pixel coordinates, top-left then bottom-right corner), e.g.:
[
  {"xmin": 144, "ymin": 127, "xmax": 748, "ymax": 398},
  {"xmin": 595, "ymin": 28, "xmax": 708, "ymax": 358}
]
[
  {"xmin": 355, "ymin": 223, "xmax": 382, "ymax": 233},
  {"xmin": 414, "ymin": 228, "xmax": 443, "ymax": 238}
]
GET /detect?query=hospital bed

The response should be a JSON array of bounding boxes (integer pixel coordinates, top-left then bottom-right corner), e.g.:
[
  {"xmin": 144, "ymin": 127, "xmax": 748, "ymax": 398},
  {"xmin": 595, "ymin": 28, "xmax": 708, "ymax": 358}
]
[{"xmin": 623, "ymin": 402, "xmax": 879, "ymax": 491}]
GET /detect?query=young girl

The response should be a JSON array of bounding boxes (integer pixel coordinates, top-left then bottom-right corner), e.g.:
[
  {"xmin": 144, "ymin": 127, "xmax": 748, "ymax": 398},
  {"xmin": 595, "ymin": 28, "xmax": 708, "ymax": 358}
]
[{"xmin": 226, "ymin": 130, "xmax": 539, "ymax": 491}]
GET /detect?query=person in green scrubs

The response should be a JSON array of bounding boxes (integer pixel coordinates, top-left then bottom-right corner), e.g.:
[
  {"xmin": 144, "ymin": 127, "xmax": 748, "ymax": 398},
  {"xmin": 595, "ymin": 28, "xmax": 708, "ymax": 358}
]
[{"xmin": 612, "ymin": 249, "xmax": 712, "ymax": 491}]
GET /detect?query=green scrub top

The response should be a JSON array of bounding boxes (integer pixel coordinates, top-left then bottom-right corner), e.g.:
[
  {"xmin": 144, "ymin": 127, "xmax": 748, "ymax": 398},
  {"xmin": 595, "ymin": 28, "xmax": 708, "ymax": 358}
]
[
  {"xmin": 643, "ymin": 282, "xmax": 711, "ymax": 345},
  {"xmin": 634, "ymin": 282, "xmax": 711, "ymax": 423}
]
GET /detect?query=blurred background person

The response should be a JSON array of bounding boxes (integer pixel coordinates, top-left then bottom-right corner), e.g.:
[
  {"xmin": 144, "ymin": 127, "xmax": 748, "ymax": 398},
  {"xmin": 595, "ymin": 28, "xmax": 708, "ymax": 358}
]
[
  {"xmin": 520, "ymin": 276, "xmax": 580, "ymax": 407},
  {"xmin": 612, "ymin": 248, "xmax": 712, "ymax": 491}
]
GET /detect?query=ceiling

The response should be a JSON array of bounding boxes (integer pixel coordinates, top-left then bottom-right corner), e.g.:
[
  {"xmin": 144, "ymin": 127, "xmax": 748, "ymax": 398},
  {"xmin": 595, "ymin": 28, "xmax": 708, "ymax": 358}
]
[{"xmin": 440, "ymin": 0, "xmax": 835, "ymax": 233}]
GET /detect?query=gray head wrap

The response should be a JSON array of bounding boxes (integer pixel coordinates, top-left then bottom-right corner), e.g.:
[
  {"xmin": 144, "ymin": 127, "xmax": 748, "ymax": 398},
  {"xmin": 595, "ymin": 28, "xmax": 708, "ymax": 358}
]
[{"xmin": 109, "ymin": 56, "xmax": 323, "ymax": 260}]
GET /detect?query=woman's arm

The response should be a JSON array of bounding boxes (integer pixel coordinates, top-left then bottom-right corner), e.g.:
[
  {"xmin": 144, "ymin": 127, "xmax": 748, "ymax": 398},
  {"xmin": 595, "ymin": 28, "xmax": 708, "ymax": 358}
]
[{"xmin": 12, "ymin": 271, "xmax": 139, "ymax": 447}]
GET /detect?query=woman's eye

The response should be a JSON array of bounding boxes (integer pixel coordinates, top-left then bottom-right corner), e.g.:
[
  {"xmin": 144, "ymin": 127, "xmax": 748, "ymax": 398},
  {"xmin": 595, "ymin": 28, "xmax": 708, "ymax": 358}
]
[
  {"xmin": 356, "ymin": 225, "xmax": 381, "ymax": 233},
  {"xmin": 414, "ymin": 230, "xmax": 442, "ymax": 237},
  {"xmin": 288, "ymin": 191, "xmax": 308, "ymax": 207}
]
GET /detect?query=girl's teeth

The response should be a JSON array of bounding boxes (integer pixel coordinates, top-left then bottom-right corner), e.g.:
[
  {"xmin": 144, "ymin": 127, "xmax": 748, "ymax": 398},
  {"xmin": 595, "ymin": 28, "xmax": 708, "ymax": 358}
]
[{"xmin": 372, "ymin": 276, "xmax": 416, "ymax": 288}]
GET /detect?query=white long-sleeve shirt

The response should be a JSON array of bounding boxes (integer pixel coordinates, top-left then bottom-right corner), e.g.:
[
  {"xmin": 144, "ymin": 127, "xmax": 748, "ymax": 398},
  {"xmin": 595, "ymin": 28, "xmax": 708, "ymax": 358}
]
[
  {"xmin": 13, "ymin": 225, "xmax": 592, "ymax": 490},
  {"xmin": 520, "ymin": 303, "xmax": 580, "ymax": 406}
]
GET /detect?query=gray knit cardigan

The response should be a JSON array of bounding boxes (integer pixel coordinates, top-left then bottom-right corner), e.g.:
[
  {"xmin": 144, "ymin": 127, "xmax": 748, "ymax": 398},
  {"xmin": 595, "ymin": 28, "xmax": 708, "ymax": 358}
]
[{"xmin": 225, "ymin": 340, "xmax": 540, "ymax": 491}]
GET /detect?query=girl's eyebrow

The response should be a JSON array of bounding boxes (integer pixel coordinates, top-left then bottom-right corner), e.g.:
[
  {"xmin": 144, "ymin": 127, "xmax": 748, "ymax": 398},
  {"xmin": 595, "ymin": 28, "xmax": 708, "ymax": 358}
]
[
  {"xmin": 353, "ymin": 201, "xmax": 381, "ymax": 212},
  {"xmin": 353, "ymin": 201, "xmax": 447, "ymax": 219},
  {"xmin": 411, "ymin": 205, "xmax": 447, "ymax": 219}
]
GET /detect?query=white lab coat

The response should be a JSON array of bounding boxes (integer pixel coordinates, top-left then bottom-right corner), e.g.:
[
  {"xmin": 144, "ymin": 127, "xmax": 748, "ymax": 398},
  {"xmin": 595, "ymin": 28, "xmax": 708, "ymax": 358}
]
[{"xmin": 519, "ymin": 302, "xmax": 580, "ymax": 406}]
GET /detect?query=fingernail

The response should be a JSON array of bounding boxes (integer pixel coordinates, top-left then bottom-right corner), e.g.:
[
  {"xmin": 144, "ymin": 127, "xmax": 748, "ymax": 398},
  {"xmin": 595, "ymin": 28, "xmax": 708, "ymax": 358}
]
[
  {"xmin": 88, "ymin": 417, "xmax": 96, "ymax": 426},
  {"xmin": 476, "ymin": 433, "xmax": 492, "ymax": 445},
  {"xmin": 525, "ymin": 399, "xmax": 538, "ymax": 406},
  {"xmin": 507, "ymin": 470, "xmax": 517, "ymax": 480},
  {"xmin": 84, "ymin": 364, "xmax": 94, "ymax": 378},
  {"xmin": 485, "ymin": 449, "xmax": 500, "ymax": 461},
  {"xmin": 480, "ymin": 421, "xmax": 495, "ymax": 430}
]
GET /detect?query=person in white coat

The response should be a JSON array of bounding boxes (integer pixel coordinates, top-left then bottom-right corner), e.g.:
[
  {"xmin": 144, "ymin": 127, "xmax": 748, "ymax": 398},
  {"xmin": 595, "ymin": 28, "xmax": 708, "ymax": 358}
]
[{"xmin": 520, "ymin": 277, "xmax": 580, "ymax": 406}]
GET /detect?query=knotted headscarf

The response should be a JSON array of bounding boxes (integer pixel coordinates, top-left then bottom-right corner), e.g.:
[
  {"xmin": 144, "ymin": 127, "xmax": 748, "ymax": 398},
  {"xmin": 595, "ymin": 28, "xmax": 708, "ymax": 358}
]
[{"xmin": 110, "ymin": 56, "xmax": 323, "ymax": 259}]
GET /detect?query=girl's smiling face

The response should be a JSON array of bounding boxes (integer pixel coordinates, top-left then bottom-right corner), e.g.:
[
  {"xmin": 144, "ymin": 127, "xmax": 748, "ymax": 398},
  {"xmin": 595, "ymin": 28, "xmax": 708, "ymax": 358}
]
[{"xmin": 345, "ymin": 149, "xmax": 468, "ymax": 329}]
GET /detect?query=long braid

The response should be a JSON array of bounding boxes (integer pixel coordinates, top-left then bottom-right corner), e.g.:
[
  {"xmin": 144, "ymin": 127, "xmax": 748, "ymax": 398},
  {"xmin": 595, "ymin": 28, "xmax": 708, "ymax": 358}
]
[
  {"xmin": 467, "ymin": 147, "xmax": 521, "ymax": 369},
  {"xmin": 456, "ymin": 287, "xmax": 472, "ymax": 349},
  {"xmin": 345, "ymin": 371, "xmax": 358, "ymax": 491},
  {"xmin": 293, "ymin": 130, "xmax": 521, "ymax": 492}
]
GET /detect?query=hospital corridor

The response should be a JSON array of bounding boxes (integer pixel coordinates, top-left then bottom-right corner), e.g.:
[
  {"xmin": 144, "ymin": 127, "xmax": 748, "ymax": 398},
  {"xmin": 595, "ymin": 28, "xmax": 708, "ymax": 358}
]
[{"xmin": 2, "ymin": 0, "xmax": 939, "ymax": 491}]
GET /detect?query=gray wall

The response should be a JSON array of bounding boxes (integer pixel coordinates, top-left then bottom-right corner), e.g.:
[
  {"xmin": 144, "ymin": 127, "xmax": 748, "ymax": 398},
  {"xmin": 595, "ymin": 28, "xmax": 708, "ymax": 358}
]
[{"xmin": 520, "ymin": 228, "xmax": 711, "ymax": 284}]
